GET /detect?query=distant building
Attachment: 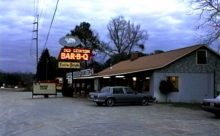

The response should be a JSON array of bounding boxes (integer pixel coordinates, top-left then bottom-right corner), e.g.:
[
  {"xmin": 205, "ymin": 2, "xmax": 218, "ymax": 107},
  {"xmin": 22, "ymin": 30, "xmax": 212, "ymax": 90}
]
[{"xmin": 73, "ymin": 44, "xmax": 220, "ymax": 102}]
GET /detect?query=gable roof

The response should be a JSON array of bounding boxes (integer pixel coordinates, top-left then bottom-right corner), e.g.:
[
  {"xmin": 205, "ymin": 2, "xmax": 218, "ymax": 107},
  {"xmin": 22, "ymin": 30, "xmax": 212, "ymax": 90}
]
[{"xmin": 97, "ymin": 44, "xmax": 207, "ymax": 77}]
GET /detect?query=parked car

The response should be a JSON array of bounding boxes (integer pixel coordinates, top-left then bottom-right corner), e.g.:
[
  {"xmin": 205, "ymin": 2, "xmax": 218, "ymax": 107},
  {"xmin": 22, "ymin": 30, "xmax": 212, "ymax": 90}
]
[
  {"xmin": 202, "ymin": 95, "xmax": 220, "ymax": 117},
  {"xmin": 89, "ymin": 86, "xmax": 156, "ymax": 106}
]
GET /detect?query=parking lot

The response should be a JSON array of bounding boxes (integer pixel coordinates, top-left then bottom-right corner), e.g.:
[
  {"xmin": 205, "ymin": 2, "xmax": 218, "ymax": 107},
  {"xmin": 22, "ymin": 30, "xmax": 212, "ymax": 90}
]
[{"xmin": 0, "ymin": 88, "xmax": 219, "ymax": 136}]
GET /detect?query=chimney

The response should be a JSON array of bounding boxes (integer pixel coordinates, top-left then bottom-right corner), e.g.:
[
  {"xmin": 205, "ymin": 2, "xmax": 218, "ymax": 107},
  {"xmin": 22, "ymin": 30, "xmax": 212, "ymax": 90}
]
[{"xmin": 130, "ymin": 52, "xmax": 140, "ymax": 61}]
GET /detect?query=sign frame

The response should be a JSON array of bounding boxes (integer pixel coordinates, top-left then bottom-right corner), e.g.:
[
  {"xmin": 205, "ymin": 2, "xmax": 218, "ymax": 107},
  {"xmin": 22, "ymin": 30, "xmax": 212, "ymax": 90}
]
[
  {"xmin": 32, "ymin": 82, "xmax": 57, "ymax": 98},
  {"xmin": 58, "ymin": 62, "xmax": 80, "ymax": 69}
]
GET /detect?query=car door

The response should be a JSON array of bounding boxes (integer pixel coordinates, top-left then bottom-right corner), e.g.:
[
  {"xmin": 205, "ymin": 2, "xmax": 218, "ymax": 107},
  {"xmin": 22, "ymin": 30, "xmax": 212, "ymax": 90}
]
[
  {"xmin": 124, "ymin": 87, "xmax": 140, "ymax": 103},
  {"xmin": 112, "ymin": 88, "xmax": 125, "ymax": 103}
]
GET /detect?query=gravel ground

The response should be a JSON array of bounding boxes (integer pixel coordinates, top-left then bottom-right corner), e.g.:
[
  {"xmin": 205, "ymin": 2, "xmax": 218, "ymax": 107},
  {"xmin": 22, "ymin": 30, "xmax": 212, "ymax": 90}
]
[{"xmin": 0, "ymin": 88, "xmax": 219, "ymax": 136}]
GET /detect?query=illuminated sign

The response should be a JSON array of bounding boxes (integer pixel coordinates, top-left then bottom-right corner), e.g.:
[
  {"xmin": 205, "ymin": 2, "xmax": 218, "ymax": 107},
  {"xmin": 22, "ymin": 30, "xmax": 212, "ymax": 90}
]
[
  {"xmin": 58, "ymin": 62, "xmax": 80, "ymax": 69},
  {"xmin": 72, "ymin": 69, "xmax": 94, "ymax": 78},
  {"xmin": 58, "ymin": 48, "xmax": 92, "ymax": 61},
  {"xmin": 59, "ymin": 36, "xmax": 81, "ymax": 47}
]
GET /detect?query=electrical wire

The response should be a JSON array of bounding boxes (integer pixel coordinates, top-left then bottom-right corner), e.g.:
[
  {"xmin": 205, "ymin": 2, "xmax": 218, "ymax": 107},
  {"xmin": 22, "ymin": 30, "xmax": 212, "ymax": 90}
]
[{"xmin": 43, "ymin": 0, "xmax": 60, "ymax": 49}]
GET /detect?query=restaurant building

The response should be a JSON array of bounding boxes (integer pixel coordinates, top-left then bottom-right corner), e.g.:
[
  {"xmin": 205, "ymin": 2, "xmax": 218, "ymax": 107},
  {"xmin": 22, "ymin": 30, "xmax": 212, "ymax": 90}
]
[{"xmin": 71, "ymin": 44, "xmax": 220, "ymax": 102}]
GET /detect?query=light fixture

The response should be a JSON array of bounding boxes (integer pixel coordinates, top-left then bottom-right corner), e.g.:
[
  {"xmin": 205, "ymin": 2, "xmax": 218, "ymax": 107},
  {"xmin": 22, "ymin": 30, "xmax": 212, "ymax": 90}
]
[
  {"xmin": 145, "ymin": 77, "xmax": 150, "ymax": 80},
  {"xmin": 103, "ymin": 76, "xmax": 110, "ymax": 79},
  {"xmin": 171, "ymin": 77, "xmax": 176, "ymax": 81},
  {"xmin": 116, "ymin": 75, "xmax": 124, "ymax": 78},
  {"xmin": 132, "ymin": 77, "xmax": 137, "ymax": 81}
]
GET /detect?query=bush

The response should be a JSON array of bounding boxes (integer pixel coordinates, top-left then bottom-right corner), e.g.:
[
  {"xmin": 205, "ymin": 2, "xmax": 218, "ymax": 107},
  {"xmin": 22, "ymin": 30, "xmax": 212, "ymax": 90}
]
[{"xmin": 159, "ymin": 80, "xmax": 174, "ymax": 94}]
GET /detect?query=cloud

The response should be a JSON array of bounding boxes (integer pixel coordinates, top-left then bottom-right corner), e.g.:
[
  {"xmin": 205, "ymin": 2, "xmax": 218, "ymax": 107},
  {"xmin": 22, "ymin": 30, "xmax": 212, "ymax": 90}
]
[{"xmin": 0, "ymin": 0, "xmax": 204, "ymax": 73}]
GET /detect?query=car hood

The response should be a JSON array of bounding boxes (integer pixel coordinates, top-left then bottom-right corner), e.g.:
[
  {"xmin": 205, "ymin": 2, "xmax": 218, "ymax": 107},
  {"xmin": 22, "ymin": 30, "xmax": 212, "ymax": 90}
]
[{"xmin": 203, "ymin": 98, "xmax": 220, "ymax": 103}]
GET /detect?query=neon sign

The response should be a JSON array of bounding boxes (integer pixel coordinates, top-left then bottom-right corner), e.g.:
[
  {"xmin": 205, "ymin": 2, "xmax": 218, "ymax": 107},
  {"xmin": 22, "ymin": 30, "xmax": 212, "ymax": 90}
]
[{"xmin": 58, "ymin": 48, "xmax": 92, "ymax": 61}]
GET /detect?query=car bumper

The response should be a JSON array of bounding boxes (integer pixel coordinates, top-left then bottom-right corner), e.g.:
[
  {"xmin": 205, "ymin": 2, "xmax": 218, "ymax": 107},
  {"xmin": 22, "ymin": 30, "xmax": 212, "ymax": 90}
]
[
  {"xmin": 88, "ymin": 97, "xmax": 105, "ymax": 103},
  {"xmin": 148, "ymin": 97, "xmax": 156, "ymax": 103},
  {"xmin": 202, "ymin": 105, "xmax": 220, "ymax": 114},
  {"xmin": 93, "ymin": 99, "xmax": 105, "ymax": 102}
]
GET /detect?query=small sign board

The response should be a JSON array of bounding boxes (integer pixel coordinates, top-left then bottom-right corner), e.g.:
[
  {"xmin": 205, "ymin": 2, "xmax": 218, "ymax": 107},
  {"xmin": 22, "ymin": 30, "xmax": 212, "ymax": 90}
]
[
  {"xmin": 72, "ymin": 69, "xmax": 94, "ymax": 78},
  {"xmin": 32, "ymin": 82, "xmax": 57, "ymax": 98},
  {"xmin": 58, "ymin": 62, "xmax": 80, "ymax": 69}
]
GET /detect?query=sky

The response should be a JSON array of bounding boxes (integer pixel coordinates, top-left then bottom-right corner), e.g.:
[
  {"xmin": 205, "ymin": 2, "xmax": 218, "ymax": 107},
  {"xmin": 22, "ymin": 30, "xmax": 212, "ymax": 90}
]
[{"xmin": 0, "ymin": 0, "xmax": 210, "ymax": 73}]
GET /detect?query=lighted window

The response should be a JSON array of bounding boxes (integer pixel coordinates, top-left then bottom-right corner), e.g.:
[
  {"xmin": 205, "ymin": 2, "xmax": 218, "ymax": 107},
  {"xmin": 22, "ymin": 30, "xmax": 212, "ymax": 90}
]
[
  {"xmin": 167, "ymin": 76, "xmax": 179, "ymax": 92},
  {"xmin": 197, "ymin": 50, "xmax": 207, "ymax": 64}
]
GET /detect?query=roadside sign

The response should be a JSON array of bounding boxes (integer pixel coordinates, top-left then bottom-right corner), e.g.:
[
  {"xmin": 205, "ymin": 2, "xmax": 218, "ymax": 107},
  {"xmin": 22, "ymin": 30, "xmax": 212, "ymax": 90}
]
[
  {"xmin": 59, "ymin": 36, "xmax": 81, "ymax": 47},
  {"xmin": 58, "ymin": 48, "xmax": 92, "ymax": 61},
  {"xmin": 32, "ymin": 82, "xmax": 57, "ymax": 98},
  {"xmin": 58, "ymin": 62, "xmax": 80, "ymax": 69}
]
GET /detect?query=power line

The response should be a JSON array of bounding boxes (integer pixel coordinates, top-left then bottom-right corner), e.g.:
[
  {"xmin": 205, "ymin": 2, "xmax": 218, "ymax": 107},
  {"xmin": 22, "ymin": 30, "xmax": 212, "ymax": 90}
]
[{"xmin": 43, "ymin": 0, "xmax": 60, "ymax": 49}]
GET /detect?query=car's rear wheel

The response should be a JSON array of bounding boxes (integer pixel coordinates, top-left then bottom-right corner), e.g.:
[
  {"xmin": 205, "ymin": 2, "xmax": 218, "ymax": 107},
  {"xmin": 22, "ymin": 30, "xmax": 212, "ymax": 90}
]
[
  {"xmin": 106, "ymin": 98, "xmax": 115, "ymax": 107},
  {"xmin": 142, "ymin": 97, "xmax": 149, "ymax": 106},
  {"xmin": 96, "ymin": 102, "xmax": 103, "ymax": 106}
]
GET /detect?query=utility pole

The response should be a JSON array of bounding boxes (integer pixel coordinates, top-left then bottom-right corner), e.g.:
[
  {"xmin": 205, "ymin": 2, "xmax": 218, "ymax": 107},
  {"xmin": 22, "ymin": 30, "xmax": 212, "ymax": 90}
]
[{"xmin": 33, "ymin": 15, "xmax": 39, "ymax": 70}]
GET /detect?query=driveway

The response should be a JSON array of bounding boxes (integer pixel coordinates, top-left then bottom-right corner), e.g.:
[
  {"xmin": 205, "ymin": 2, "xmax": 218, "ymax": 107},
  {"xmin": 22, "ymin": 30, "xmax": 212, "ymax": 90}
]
[{"xmin": 0, "ymin": 88, "xmax": 219, "ymax": 136}]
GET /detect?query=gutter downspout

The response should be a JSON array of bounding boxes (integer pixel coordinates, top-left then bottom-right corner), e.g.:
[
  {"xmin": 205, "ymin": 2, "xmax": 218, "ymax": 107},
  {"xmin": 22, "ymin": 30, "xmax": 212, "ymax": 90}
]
[{"xmin": 214, "ymin": 70, "xmax": 216, "ymax": 97}]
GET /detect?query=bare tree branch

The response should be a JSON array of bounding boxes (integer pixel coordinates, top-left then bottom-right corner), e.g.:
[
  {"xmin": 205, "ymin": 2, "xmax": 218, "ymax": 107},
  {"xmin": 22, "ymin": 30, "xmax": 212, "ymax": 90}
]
[
  {"xmin": 106, "ymin": 16, "xmax": 148, "ymax": 56},
  {"xmin": 192, "ymin": 0, "xmax": 220, "ymax": 51}
]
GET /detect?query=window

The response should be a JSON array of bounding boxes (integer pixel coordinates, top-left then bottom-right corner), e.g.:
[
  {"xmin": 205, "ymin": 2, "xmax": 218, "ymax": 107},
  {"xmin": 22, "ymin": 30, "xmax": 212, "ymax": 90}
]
[
  {"xmin": 167, "ymin": 76, "xmax": 179, "ymax": 92},
  {"xmin": 100, "ymin": 87, "xmax": 110, "ymax": 93},
  {"xmin": 197, "ymin": 50, "xmax": 207, "ymax": 64},
  {"xmin": 113, "ymin": 88, "xmax": 124, "ymax": 94},
  {"xmin": 124, "ymin": 87, "xmax": 134, "ymax": 94}
]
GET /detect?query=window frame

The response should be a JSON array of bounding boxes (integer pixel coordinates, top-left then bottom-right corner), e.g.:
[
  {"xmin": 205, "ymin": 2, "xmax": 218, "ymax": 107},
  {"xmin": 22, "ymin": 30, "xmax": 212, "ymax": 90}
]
[
  {"xmin": 196, "ymin": 50, "xmax": 207, "ymax": 65},
  {"xmin": 166, "ymin": 76, "xmax": 179, "ymax": 92},
  {"xmin": 124, "ymin": 87, "xmax": 135, "ymax": 94},
  {"xmin": 113, "ymin": 88, "xmax": 124, "ymax": 94}
]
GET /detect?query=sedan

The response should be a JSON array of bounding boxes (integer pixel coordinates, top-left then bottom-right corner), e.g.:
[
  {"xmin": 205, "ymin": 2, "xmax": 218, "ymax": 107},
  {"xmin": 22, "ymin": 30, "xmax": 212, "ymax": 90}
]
[
  {"xmin": 202, "ymin": 95, "xmax": 220, "ymax": 117},
  {"xmin": 89, "ymin": 86, "xmax": 155, "ymax": 106}
]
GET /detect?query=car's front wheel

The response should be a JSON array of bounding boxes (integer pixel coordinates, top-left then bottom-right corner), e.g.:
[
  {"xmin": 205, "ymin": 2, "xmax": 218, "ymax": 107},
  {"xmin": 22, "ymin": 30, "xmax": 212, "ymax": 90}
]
[
  {"xmin": 142, "ymin": 97, "xmax": 149, "ymax": 106},
  {"xmin": 105, "ymin": 98, "xmax": 115, "ymax": 107}
]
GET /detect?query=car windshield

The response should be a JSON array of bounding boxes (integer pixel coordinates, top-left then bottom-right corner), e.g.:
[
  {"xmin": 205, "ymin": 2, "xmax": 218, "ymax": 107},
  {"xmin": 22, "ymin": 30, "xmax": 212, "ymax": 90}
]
[
  {"xmin": 216, "ymin": 95, "xmax": 220, "ymax": 99},
  {"xmin": 100, "ymin": 87, "xmax": 110, "ymax": 93}
]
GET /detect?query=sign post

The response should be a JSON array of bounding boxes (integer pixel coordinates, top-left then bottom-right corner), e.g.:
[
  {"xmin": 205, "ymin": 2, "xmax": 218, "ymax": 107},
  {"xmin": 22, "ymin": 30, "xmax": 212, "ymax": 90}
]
[{"xmin": 58, "ymin": 36, "xmax": 92, "ymax": 97}]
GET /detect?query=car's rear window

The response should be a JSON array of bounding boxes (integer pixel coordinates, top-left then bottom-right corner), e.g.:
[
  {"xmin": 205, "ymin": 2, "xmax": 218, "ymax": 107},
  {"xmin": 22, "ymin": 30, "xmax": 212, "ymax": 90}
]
[
  {"xmin": 124, "ymin": 87, "xmax": 134, "ymax": 94},
  {"xmin": 113, "ymin": 88, "xmax": 124, "ymax": 94}
]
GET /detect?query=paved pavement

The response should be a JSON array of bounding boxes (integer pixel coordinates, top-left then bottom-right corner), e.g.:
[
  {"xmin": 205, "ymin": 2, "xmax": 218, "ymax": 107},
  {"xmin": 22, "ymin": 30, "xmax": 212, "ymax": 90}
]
[{"xmin": 0, "ymin": 88, "xmax": 219, "ymax": 136}]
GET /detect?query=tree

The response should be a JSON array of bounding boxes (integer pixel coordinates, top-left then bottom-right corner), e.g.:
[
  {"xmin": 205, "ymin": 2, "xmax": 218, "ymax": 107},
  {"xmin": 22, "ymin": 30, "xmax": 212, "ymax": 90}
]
[
  {"xmin": 36, "ymin": 49, "xmax": 57, "ymax": 81},
  {"xmin": 68, "ymin": 22, "xmax": 103, "ymax": 69},
  {"xmin": 103, "ymin": 16, "xmax": 148, "ymax": 56},
  {"xmin": 104, "ymin": 53, "xmax": 130, "ymax": 68},
  {"xmin": 192, "ymin": 0, "xmax": 220, "ymax": 51},
  {"xmin": 69, "ymin": 22, "xmax": 101, "ymax": 50}
]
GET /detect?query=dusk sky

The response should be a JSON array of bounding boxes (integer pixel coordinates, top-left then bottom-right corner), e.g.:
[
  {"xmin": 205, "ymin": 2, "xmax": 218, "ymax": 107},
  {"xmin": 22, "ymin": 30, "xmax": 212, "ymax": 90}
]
[{"xmin": 0, "ymin": 0, "xmax": 211, "ymax": 73}]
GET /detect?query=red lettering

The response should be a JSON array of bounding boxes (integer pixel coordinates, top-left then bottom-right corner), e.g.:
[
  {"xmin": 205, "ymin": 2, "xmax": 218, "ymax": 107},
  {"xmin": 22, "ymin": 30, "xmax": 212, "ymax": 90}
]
[
  {"xmin": 66, "ymin": 53, "xmax": 70, "ymax": 59},
  {"xmin": 76, "ymin": 53, "xmax": 81, "ymax": 60},
  {"xmin": 82, "ymin": 54, "xmax": 89, "ymax": 60},
  {"xmin": 63, "ymin": 48, "xmax": 71, "ymax": 52},
  {"xmin": 61, "ymin": 53, "xmax": 66, "ymax": 59},
  {"xmin": 70, "ymin": 53, "xmax": 75, "ymax": 59}
]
